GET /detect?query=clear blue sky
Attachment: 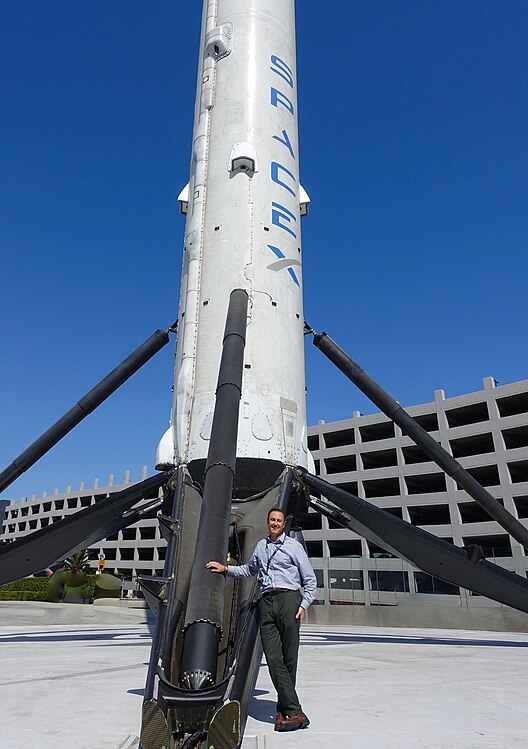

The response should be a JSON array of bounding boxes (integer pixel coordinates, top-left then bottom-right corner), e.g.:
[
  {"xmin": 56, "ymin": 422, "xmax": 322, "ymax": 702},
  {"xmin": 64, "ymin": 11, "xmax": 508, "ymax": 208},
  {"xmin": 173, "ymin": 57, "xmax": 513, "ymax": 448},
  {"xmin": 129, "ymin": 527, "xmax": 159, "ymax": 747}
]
[{"xmin": 2, "ymin": 1, "xmax": 528, "ymax": 501}]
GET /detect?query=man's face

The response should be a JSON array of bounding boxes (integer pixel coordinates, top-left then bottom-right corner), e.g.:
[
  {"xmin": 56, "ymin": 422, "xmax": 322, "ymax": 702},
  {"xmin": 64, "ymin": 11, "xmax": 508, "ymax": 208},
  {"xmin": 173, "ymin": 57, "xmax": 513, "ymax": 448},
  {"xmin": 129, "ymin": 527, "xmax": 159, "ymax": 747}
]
[{"xmin": 268, "ymin": 511, "xmax": 286, "ymax": 539}]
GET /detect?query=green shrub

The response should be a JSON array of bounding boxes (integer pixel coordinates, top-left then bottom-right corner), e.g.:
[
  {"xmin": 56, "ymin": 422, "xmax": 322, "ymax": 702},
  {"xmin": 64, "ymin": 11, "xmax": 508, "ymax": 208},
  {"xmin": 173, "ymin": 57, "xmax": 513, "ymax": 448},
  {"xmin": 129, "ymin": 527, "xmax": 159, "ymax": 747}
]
[
  {"xmin": 0, "ymin": 577, "xmax": 50, "ymax": 602},
  {"xmin": 0, "ymin": 590, "xmax": 48, "ymax": 601},
  {"xmin": 0, "ymin": 573, "xmax": 101, "ymax": 604},
  {"xmin": 0, "ymin": 577, "xmax": 49, "ymax": 593},
  {"xmin": 81, "ymin": 576, "xmax": 97, "ymax": 603}
]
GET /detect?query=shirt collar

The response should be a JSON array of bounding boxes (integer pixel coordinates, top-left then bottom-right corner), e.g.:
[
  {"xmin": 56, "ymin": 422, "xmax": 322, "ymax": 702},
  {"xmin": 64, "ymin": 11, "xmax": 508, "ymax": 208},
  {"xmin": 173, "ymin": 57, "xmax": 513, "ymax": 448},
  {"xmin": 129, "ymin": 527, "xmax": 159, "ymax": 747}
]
[{"xmin": 267, "ymin": 532, "xmax": 286, "ymax": 545}]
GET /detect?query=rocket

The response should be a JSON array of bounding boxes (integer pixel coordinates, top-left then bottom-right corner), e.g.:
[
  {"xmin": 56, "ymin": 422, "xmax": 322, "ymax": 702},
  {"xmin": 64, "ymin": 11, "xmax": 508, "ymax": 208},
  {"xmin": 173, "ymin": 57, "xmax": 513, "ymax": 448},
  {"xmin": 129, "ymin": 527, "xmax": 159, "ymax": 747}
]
[
  {"xmin": 3, "ymin": 3, "xmax": 528, "ymax": 748},
  {"xmin": 156, "ymin": 0, "xmax": 310, "ymax": 494},
  {"xmin": 142, "ymin": 3, "xmax": 314, "ymax": 743}
]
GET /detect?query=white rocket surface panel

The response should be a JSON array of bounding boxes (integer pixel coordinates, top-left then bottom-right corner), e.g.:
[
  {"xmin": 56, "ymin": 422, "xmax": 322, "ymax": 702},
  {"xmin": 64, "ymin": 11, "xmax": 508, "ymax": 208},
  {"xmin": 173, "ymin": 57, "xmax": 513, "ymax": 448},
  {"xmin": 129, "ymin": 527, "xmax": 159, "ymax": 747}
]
[{"xmin": 169, "ymin": 0, "xmax": 307, "ymax": 470}]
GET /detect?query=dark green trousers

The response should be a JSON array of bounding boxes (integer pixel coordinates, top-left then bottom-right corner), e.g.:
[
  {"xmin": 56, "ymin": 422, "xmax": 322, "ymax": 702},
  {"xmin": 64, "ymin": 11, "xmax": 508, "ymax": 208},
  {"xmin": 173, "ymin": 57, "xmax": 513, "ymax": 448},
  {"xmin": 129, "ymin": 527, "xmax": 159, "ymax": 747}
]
[{"xmin": 259, "ymin": 590, "xmax": 303, "ymax": 716}]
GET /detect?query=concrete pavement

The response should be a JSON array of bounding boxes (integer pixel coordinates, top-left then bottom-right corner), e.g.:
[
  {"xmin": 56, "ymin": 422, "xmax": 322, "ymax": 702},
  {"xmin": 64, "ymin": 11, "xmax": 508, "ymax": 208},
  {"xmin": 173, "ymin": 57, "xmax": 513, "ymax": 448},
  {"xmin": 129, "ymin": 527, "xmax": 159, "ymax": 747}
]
[{"xmin": 1, "ymin": 602, "xmax": 527, "ymax": 748}]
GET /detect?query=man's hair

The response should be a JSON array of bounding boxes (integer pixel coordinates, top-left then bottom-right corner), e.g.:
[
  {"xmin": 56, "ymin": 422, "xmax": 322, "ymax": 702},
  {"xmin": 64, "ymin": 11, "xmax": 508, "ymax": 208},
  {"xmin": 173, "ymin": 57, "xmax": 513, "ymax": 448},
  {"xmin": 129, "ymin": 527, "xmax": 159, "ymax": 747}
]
[{"xmin": 267, "ymin": 507, "xmax": 286, "ymax": 522}]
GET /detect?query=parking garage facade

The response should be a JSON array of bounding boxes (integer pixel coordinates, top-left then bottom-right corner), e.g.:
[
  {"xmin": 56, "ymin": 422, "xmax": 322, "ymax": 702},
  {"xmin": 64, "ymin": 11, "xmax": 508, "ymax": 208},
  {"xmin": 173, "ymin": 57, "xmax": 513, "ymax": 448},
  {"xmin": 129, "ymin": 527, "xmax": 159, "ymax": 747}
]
[{"xmin": 306, "ymin": 376, "xmax": 528, "ymax": 608}]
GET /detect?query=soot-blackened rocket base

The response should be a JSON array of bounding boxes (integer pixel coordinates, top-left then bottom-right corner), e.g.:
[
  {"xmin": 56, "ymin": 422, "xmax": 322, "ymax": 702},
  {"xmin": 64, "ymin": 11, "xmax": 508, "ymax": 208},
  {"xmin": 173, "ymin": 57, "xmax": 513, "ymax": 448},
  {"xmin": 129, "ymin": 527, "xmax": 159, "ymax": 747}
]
[{"xmin": 1, "ymin": 2, "xmax": 528, "ymax": 749}]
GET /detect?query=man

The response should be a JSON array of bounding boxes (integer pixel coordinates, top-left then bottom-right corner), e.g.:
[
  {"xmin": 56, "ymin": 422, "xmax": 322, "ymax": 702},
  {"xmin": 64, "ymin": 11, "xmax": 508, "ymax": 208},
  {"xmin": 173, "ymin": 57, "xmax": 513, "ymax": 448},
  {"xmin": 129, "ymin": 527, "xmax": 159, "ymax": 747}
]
[{"xmin": 206, "ymin": 507, "xmax": 317, "ymax": 733}]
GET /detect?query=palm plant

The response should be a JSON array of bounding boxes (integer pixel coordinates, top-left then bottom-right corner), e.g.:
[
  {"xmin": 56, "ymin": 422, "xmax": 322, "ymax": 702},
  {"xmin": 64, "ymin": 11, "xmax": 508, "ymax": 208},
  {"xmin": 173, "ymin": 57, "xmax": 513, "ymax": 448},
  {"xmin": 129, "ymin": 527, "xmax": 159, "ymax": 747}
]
[{"xmin": 62, "ymin": 549, "xmax": 92, "ymax": 575}]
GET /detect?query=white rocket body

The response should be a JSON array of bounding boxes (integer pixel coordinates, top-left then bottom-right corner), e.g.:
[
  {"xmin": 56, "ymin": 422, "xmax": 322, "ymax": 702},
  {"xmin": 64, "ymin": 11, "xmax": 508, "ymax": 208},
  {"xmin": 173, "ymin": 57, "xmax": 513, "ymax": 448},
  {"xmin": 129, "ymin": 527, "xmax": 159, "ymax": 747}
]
[{"xmin": 157, "ymin": 0, "xmax": 308, "ymax": 488}]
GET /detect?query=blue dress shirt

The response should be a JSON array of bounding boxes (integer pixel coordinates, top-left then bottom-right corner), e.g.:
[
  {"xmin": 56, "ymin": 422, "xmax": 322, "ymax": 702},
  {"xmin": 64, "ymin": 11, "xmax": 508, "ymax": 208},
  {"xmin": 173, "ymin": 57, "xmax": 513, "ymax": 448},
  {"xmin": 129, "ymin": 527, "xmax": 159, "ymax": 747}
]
[{"xmin": 226, "ymin": 533, "xmax": 317, "ymax": 610}]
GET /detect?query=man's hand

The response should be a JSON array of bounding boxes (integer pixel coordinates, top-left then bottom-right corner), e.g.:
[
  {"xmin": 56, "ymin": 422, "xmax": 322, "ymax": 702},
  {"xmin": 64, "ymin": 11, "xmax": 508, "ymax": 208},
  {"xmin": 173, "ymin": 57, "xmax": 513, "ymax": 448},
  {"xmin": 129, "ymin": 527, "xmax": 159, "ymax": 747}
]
[
  {"xmin": 206, "ymin": 561, "xmax": 226, "ymax": 574},
  {"xmin": 295, "ymin": 606, "xmax": 305, "ymax": 625}
]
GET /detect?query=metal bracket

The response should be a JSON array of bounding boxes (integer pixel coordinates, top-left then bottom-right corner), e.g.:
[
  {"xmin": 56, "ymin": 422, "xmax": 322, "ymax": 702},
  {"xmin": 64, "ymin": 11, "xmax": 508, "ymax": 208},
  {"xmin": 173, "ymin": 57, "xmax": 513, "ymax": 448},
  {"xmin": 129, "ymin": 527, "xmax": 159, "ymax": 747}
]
[
  {"xmin": 205, "ymin": 23, "xmax": 233, "ymax": 61},
  {"xmin": 203, "ymin": 461, "xmax": 236, "ymax": 480},
  {"xmin": 158, "ymin": 514, "xmax": 180, "ymax": 542},
  {"xmin": 183, "ymin": 617, "xmax": 223, "ymax": 639},
  {"xmin": 463, "ymin": 544, "xmax": 485, "ymax": 564}
]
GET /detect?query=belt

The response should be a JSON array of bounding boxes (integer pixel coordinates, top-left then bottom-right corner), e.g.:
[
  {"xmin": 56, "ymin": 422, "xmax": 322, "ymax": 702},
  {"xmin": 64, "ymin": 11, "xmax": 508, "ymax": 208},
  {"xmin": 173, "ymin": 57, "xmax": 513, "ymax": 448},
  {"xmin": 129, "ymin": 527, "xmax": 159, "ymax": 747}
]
[{"xmin": 262, "ymin": 588, "xmax": 296, "ymax": 597}]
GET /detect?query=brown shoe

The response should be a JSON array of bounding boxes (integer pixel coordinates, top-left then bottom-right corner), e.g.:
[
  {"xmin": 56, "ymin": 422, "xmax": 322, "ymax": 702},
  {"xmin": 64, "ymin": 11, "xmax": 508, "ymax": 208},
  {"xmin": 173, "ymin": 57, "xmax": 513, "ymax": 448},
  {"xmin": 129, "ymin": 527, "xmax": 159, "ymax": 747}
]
[
  {"xmin": 274, "ymin": 712, "xmax": 284, "ymax": 731},
  {"xmin": 277, "ymin": 712, "xmax": 310, "ymax": 732}
]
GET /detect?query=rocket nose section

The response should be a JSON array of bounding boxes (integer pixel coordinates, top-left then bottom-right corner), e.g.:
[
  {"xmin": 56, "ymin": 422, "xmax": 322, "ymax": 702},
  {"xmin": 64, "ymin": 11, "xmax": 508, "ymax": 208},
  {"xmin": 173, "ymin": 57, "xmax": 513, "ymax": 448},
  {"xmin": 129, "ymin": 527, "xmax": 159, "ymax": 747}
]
[{"xmin": 155, "ymin": 426, "xmax": 176, "ymax": 470}]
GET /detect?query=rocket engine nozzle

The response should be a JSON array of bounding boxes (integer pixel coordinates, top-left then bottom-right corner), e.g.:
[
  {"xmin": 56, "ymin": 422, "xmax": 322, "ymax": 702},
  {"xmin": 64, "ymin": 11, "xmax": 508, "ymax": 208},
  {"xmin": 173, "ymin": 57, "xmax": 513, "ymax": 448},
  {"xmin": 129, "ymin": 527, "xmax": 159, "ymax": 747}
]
[{"xmin": 179, "ymin": 621, "xmax": 220, "ymax": 690}]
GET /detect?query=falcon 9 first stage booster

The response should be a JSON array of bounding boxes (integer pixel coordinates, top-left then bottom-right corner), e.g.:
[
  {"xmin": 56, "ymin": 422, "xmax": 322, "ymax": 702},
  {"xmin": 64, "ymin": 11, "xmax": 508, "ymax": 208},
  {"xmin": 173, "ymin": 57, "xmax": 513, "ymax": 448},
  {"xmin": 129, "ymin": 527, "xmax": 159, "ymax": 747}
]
[{"xmin": 157, "ymin": 0, "xmax": 310, "ymax": 492}]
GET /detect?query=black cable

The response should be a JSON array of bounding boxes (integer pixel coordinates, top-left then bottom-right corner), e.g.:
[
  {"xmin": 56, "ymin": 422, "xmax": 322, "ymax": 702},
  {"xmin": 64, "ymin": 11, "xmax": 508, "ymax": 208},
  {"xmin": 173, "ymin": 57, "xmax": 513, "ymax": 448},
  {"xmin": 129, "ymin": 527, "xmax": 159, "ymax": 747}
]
[
  {"xmin": 224, "ymin": 523, "xmax": 241, "ymax": 675},
  {"xmin": 181, "ymin": 730, "xmax": 207, "ymax": 749},
  {"xmin": 234, "ymin": 478, "xmax": 282, "ymax": 503}
]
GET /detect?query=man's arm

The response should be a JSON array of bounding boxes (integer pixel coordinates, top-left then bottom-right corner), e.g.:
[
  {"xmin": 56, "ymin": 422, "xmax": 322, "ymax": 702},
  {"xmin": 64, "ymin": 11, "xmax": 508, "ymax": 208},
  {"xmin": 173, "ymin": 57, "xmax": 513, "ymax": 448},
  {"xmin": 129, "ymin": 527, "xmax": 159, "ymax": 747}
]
[
  {"xmin": 206, "ymin": 542, "xmax": 261, "ymax": 578},
  {"xmin": 205, "ymin": 561, "xmax": 228, "ymax": 574},
  {"xmin": 294, "ymin": 544, "xmax": 317, "ymax": 622}
]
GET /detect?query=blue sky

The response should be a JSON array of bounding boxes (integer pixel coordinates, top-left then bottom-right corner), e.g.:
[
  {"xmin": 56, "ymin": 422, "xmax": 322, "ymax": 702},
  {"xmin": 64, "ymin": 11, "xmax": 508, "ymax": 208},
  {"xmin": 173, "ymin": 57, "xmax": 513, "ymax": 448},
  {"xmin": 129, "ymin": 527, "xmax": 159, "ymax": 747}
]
[{"xmin": 2, "ymin": 1, "xmax": 528, "ymax": 501}]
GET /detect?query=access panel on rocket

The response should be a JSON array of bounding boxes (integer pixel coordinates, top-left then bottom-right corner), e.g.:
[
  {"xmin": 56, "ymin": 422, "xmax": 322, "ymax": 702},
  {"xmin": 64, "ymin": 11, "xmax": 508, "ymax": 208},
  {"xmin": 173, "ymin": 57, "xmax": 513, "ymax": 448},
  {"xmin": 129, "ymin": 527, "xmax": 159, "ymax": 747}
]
[{"xmin": 156, "ymin": 0, "xmax": 310, "ymax": 495}]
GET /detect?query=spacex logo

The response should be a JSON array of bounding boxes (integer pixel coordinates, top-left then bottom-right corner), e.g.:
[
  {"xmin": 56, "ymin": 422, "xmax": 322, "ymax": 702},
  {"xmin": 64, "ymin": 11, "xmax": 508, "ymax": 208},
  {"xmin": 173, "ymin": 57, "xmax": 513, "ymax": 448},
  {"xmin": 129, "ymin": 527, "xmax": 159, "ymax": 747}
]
[
  {"xmin": 267, "ymin": 53, "xmax": 301, "ymax": 287},
  {"xmin": 267, "ymin": 244, "xmax": 300, "ymax": 286}
]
